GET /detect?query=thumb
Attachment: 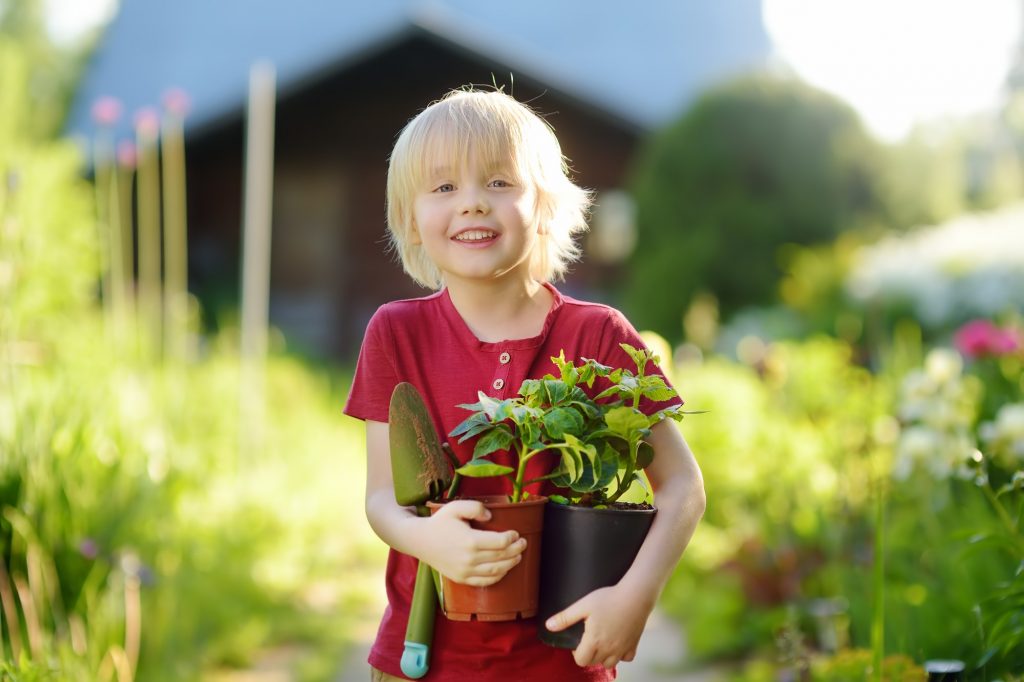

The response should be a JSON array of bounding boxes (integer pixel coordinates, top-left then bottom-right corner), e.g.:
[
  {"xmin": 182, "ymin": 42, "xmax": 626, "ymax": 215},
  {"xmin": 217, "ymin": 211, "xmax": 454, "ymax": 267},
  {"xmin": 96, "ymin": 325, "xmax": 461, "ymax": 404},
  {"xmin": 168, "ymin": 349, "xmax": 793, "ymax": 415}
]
[
  {"xmin": 545, "ymin": 598, "xmax": 589, "ymax": 633},
  {"xmin": 442, "ymin": 499, "xmax": 491, "ymax": 523}
]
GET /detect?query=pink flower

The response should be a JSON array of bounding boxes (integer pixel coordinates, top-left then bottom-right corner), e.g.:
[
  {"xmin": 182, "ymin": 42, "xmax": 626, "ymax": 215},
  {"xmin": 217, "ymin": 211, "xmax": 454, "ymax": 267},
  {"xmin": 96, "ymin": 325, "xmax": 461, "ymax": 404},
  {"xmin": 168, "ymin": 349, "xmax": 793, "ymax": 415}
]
[
  {"xmin": 78, "ymin": 538, "xmax": 99, "ymax": 560},
  {"xmin": 133, "ymin": 107, "xmax": 161, "ymax": 138},
  {"xmin": 162, "ymin": 88, "xmax": 191, "ymax": 117},
  {"xmin": 954, "ymin": 319, "xmax": 1022, "ymax": 358},
  {"xmin": 91, "ymin": 96, "xmax": 123, "ymax": 126},
  {"xmin": 117, "ymin": 140, "xmax": 137, "ymax": 168}
]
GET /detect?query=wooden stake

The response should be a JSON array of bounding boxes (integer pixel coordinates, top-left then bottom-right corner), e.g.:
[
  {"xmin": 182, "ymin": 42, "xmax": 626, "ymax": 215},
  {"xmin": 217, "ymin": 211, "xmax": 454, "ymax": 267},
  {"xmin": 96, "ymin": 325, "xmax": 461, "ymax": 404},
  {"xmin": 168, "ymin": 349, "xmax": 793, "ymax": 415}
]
[{"xmin": 239, "ymin": 61, "xmax": 277, "ymax": 461}]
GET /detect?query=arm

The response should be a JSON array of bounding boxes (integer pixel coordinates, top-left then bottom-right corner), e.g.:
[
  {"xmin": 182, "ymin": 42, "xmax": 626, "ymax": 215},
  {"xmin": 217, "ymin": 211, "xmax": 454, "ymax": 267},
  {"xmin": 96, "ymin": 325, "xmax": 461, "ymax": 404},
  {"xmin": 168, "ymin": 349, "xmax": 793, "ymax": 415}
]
[
  {"xmin": 364, "ymin": 420, "xmax": 527, "ymax": 586},
  {"xmin": 545, "ymin": 419, "xmax": 706, "ymax": 669}
]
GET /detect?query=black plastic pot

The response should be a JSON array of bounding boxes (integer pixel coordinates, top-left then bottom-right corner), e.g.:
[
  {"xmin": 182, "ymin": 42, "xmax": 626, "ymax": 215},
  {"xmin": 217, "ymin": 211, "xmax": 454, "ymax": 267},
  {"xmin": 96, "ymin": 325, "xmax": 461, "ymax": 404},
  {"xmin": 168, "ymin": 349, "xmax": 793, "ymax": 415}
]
[{"xmin": 537, "ymin": 502, "xmax": 656, "ymax": 649}]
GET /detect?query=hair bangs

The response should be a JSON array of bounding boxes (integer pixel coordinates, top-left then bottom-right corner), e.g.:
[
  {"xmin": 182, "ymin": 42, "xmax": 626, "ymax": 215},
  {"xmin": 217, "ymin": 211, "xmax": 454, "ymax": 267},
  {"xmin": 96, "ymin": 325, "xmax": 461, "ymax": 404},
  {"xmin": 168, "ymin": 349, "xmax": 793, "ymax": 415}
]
[{"xmin": 386, "ymin": 88, "xmax": 593, "ymax": 290}]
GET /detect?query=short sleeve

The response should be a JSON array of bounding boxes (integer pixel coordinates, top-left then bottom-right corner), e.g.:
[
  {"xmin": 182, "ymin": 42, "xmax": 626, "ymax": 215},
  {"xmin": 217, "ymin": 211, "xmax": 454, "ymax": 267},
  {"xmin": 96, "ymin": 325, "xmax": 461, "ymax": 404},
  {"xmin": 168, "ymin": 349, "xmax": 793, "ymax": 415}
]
[
  {"xmin": 343, "ymin": 306, "xmax": 400, "ymax": 422},
  {"xmin": 596, "ymin": 308, "xmax": 683, "ymax": 414}
]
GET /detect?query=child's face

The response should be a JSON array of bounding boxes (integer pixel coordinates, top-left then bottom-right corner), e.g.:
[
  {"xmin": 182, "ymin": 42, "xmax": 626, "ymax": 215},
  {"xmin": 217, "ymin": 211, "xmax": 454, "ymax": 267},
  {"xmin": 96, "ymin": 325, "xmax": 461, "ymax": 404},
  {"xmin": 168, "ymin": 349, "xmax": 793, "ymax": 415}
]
[{"xmin": 411, "ymin": 150, "xmax": 540, "ymax": 288}]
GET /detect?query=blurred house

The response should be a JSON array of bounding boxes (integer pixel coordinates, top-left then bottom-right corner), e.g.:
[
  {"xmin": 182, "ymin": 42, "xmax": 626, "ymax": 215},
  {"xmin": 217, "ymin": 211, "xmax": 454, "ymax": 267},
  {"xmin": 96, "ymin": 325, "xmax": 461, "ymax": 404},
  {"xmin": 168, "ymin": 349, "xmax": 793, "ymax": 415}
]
[{"xmin": 67, "ymin": 0, "xmax": 771, "ymax": 358}]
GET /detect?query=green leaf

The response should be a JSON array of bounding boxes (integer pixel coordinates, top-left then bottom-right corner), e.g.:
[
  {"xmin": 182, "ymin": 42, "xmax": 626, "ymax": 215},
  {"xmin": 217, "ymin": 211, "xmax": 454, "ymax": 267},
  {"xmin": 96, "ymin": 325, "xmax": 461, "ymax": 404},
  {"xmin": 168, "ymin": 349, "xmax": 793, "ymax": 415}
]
[
  {"xmin": 605, "ymin": 406, "xmax": 650, "ymax": 438},
  {"xmin": 491, "ymin": 398, "xmax": 518, "ymax": 423},
  {"xmin": 449, "ymin": 412, "xmax": 494, "ymax": 442},
  {"xmin": 551, "ymin": 351, "xmax": 580, "ymax": 387},
  {"xmin": 559, "ymin": 440, "xmax": 584, "ymax": 483},
  {"xmin": 639, "ymin": 375, "xmax": 677, "ymax": 401},
  {"xmin": 455, "ymin": 460, "xmax": 515, "ymax": 478},
  {"xmin": 594, "ymin": 385, "xmax": 628, "ymax": 401},
  {"xmin": 476, "ymin": 393, "xmax": 505, "ymax": 419},
  {"xmin": 473, "ymin": 426, "xmax": 513, "ymax": 458},
  {"xmin": 542, "ymin": 380, "xmax": 569, "ymax": 405},
  {"xmin": 582, "ymin": 357, "xmax": 614, "ymax": 376},
  {"xmin": 653, "ymin": 405, "xmax": 687, "ymax": 423},
  {"xmin": 619, "ymin": 343, "xmax": 651, "ymax": 372},
  {"xmin": 595, "ymin": 443, "xmax": 620, "ymax": 488},
  {"xmin": 635, "ymin": 440, "xmax": 655, "ymax": 469},
  {"xmin": 577, "ymin": 362, "xmax": 597, "ymax": 387},
  {"xmin": 519, "ymin": 379, "xmax": 542, "ymax": 399},
  {"xmin": 543, "ymin": 407, "xmax": 585, "ymax": 439},
  {"xmin": 549, "ymin": 494, "xmax": 569, "ymax": 505}
]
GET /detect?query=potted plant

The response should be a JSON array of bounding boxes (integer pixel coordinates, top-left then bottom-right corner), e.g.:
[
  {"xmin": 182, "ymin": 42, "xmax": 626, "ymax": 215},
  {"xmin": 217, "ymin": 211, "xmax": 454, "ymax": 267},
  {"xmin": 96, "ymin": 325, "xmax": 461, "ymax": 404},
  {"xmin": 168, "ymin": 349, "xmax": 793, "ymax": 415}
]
[
  {"xmin": 427, "ymin": 371, "xmax": 602, "ymax": 621},
  {"xmin": 535, "ymin": 344, "xmax": 689, "ymax": 649}
]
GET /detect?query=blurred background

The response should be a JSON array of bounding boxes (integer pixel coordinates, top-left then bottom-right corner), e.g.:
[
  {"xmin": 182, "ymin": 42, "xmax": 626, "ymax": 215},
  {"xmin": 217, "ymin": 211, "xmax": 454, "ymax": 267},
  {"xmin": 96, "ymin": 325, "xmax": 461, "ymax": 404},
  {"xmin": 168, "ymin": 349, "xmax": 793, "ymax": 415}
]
[{"xmin": 2, "ymin": 0, "xmax": 1023, "ymax": 679}]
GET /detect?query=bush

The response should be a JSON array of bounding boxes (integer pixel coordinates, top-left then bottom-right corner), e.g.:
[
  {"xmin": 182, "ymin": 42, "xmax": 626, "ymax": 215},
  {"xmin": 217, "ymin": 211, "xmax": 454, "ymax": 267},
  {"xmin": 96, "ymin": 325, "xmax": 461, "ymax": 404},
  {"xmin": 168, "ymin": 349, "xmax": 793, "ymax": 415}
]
[{"xmin": 626, "ymin": 73, "xmax": 887, "ymax": 341}]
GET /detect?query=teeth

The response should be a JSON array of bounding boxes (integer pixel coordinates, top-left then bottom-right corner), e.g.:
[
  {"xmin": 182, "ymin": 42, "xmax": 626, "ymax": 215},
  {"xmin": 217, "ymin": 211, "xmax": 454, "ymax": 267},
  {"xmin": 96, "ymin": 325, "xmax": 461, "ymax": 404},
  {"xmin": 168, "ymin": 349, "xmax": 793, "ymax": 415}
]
[{"xmin": 455, "ymin": 230, "xmax": 497, "ymax": 242}]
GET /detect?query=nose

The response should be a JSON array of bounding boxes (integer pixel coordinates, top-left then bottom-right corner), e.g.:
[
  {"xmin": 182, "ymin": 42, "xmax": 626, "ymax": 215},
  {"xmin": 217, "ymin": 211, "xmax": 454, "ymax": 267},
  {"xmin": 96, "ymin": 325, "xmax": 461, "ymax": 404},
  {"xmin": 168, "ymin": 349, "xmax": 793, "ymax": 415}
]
[{"xmin": 459, "ymin": 186, "xmax": 489, "ymax": 215}]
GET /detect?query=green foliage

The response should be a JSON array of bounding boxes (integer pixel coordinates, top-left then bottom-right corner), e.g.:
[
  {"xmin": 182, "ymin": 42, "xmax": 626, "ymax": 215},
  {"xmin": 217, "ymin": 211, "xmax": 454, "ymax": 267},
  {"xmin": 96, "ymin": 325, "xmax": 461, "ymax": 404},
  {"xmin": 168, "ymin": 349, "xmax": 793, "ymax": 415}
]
[
  {"xmin": 0, "ymin": 15, "xmax": 382, "ymax": 680},
  {"xmin": 627, "ymin": 73, "xmax": 887, "ymax": 340},
  {"xmin": 664, "ymin": 338, "xmax": 888, "ymax": 657},
  {"xmin": 662, "ymin": 333, "xmax": 1024, "ymax": 678},
  {"xmin": 449, "ymin": 353, "xmax": 607, "ymax": 504},
  {"xmin": 449, "ymin": 345, "xmax": 686, "ymax": 505}
]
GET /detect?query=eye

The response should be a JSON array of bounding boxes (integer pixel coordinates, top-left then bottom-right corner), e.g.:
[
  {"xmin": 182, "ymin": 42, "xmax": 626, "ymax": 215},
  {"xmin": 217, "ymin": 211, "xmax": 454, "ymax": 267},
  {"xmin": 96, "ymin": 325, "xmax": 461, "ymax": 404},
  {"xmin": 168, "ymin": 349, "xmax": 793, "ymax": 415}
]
[
  {"xmin": 433, "ymin": 183, "xmax": 455, "ymax": 193},
  {"xmin": 489, "ymin": 178, "xmax": 512, "ymax": 188}
]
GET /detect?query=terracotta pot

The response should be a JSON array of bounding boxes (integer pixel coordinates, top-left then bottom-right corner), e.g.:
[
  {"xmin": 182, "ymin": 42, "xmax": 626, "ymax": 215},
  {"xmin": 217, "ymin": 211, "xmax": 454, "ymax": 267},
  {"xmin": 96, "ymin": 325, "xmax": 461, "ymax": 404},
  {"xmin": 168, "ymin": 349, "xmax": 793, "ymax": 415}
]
[
  {"xmin": 427, "ymin": 495, "xmax": 547, "ymax": 621},
  {"xmin": 537, "ymin": 502, "xmax": 656, "ymax": 648}
]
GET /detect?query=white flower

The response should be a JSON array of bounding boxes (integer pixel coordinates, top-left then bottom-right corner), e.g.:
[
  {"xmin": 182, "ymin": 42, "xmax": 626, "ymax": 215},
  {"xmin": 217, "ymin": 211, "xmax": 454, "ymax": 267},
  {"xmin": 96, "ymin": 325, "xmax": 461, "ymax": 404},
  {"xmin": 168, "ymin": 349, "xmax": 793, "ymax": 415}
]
[
  {"xmin": 894, "ymin": 426, "xmax": 942, "ymax": 480},
  {"xmin": 925, "ymin": 349, "xmax": 963, "ymax": 385},
  {"xmin": 995, "ymin": 404, "xmax": 1024, "ymax": 441},
  {"xmin": 981, "ymin": 403, "xmax": 1024, "ymax": 469}
]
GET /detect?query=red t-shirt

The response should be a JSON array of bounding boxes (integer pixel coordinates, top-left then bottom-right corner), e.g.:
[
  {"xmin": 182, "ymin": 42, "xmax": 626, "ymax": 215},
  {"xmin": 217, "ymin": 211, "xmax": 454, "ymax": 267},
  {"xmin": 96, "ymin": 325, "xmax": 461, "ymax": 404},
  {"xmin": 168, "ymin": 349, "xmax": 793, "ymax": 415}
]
[{"xmin": 343, "ymin": 283, "xmax": 682, "ymax": 681}]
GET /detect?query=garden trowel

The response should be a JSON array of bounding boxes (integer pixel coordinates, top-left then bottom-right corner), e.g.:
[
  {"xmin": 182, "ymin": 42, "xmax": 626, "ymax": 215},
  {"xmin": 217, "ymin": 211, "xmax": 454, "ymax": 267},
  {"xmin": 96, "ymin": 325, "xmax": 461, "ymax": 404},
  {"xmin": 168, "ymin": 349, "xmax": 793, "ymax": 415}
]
[{"xmin": 389, "ymin": 382, "xmax": 453, "ymax": 680}]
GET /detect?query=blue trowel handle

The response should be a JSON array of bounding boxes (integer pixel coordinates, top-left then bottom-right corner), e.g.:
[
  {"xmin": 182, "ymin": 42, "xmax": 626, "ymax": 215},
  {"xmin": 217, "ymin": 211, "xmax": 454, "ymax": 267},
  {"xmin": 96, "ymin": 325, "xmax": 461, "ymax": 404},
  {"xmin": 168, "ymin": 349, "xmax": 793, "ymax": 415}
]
[{"xmin": 401, "ymin": 507, "xmax": 437, "ymax": 679}]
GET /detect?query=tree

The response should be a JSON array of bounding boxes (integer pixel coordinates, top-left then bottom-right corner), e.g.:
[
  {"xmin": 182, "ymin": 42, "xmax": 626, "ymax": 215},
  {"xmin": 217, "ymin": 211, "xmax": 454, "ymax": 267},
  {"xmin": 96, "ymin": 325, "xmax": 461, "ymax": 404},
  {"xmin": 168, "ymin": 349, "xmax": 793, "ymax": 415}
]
[{"xmin": 625, "ymin": 73, "xmax": 886, "ymax": 342}]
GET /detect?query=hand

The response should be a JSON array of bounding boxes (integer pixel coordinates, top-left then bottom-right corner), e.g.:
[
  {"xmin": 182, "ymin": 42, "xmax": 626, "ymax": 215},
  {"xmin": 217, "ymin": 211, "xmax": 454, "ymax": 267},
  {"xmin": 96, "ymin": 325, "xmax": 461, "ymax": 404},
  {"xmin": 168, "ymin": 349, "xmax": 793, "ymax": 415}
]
[
  {"xmin": 544, "ymin": 585, "xmax": 652, "ymax": 669},
  {"xmin": 419, "ymin": 500, "xmax": 527, "ymax": 587}
]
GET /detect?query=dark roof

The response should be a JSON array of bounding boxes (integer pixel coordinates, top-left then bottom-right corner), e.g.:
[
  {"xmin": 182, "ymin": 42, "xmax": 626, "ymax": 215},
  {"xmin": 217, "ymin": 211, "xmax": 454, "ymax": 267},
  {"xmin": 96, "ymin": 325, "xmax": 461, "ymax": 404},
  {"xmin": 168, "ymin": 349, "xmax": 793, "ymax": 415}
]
[{"xmin": 67, "ymin": 0, "xmax": 771, "ymax": 142}]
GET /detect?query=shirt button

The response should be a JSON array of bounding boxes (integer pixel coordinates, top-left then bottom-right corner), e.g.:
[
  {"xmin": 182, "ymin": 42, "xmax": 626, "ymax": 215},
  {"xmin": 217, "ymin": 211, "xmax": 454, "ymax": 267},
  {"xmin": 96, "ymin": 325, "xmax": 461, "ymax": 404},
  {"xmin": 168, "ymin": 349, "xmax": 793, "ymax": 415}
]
[
  {"xmin": 492, "ymin": 378, "xmax": 505, "ymax": 390},
  {"xmin": 499, "ymin": 352, "xmax": 511, "ymax": 364}
]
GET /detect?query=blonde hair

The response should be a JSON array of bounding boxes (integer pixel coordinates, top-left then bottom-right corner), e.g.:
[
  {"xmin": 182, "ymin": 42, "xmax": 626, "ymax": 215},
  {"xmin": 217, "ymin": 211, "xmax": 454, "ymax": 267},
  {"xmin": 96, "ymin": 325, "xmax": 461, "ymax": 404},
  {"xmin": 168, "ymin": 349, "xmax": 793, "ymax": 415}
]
[{"xmin": 386, "ymin": 88, "xmax": 593, "ymax": 289}]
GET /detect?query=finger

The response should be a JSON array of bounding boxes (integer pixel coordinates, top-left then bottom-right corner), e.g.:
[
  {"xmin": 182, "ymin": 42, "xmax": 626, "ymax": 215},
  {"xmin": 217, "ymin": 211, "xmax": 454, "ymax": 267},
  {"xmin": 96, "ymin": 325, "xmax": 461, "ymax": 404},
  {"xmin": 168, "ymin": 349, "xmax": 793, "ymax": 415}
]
[
  {"xmin": 545, "ymin": 598, "xmax": 589, "ymax": 633},
  {"xmin": 572, "ymin": 639, "xmax": 596, "ymax": 668},
  {"xmin": 601, "ymin": 656, "xmax": 619, "ymax": 670},
  {"xmin": 471, "ymin": 530, "xmax": 522, "ymax": 552},
  {"xmin": 622, "ymin": 649, "xmax": 636, "ymax": 662},
  {"xmin": 462, "ymin": 555, "xmax": 523, "ymax": 586},
  {"xmin": 470, "ymin": 538, "xmax": 527, "ymax": 562},
  {"xmin": 442, "ymin": 500, "xmax": 491, "ymax": 523}
]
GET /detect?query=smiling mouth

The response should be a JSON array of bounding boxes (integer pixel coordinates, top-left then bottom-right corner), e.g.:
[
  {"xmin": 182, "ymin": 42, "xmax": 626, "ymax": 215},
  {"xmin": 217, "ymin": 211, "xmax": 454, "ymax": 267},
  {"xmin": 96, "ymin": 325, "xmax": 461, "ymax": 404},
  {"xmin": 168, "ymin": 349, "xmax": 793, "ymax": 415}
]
[{"xmin": 453, "ymin": 229, "xmax": 498, "ymax": 242}]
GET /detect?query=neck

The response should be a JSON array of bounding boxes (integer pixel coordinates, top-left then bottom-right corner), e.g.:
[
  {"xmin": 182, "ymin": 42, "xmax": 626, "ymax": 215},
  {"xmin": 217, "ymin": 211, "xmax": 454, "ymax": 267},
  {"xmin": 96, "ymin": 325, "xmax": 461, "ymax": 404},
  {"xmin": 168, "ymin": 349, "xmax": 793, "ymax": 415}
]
[{"xmin": 446, "ymin": 277, "xmax": 554, "ymax": 343}]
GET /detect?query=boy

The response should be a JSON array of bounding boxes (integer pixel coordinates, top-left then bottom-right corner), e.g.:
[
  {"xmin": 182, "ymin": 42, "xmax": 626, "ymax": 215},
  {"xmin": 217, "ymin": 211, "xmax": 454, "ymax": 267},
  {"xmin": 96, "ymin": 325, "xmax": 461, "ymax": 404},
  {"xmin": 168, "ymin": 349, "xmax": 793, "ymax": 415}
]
[{"xmin": 344, "ymin": 87, "xmax": 705, "ymax": 681}]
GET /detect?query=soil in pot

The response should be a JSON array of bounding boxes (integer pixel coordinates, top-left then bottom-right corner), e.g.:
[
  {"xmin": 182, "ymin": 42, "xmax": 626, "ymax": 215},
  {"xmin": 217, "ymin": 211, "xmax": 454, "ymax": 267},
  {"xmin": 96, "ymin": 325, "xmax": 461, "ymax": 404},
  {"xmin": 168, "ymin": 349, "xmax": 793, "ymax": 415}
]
[
  {"xmin": 537, "ymin": 502, "xmax": 656, "ymax": 648},
  {"xmin": 427, "ymin": 494, "xmax": 547, "ymax": 621}
]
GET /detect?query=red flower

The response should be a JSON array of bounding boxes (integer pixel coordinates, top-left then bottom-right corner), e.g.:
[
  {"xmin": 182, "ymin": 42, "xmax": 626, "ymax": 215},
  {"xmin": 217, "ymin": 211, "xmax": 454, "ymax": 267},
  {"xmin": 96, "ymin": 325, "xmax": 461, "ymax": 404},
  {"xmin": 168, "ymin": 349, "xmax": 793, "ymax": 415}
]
[
  {"xmin": 954, "ymin": 319, "xmax": 1021, "ymax": 358},
  {"xmin": 91, "ymin": 96, "xmax": 123, "ymax": 126}
]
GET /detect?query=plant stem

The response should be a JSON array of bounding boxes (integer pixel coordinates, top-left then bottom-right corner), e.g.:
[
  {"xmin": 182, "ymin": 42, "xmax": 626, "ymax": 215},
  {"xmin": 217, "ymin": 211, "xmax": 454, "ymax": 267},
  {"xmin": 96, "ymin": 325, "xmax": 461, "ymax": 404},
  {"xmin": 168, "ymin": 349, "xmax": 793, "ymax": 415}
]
[
  {"xmin": 512, "ymin": 442, "xmax": 526, "ymax": 503},
  {"xmin": 980, "ymin": 481, "xmax": 1024, "ymax": 558},
  {"xmin": 870, "ymin": 466, "xmax": 886, "ymax": 682}
]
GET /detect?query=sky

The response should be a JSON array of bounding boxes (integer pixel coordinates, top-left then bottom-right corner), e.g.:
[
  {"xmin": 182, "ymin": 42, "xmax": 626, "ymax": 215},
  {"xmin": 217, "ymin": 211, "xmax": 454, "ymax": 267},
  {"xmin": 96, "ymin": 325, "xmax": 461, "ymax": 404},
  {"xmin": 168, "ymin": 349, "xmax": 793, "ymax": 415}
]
[
  {"xmin": 762, "ymin": 0, "xmax": 1022, "ymax": 140},
  {"xmin": 45, "ymin": 0, "xmax": 1023, "ymax": 142}
]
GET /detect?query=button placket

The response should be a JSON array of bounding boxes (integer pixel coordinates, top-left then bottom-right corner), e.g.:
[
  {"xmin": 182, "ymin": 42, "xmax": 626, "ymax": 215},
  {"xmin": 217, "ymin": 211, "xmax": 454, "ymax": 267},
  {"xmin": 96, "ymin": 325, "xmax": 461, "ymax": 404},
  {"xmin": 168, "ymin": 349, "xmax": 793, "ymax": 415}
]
[{"xmin": 491, "ymin": 348, "xmax": 512, "ymax": 395}]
